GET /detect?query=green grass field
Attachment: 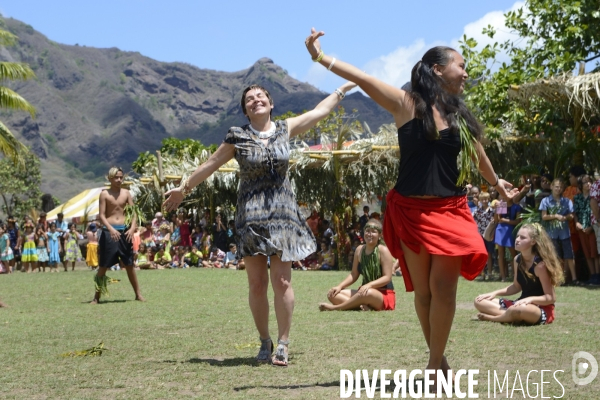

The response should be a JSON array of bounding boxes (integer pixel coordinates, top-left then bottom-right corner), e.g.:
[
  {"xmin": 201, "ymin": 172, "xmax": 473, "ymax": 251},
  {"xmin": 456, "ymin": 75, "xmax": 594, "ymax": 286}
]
[{"xmin": 1, "ymin": 267, "xmax": 599, "ymax": 399}]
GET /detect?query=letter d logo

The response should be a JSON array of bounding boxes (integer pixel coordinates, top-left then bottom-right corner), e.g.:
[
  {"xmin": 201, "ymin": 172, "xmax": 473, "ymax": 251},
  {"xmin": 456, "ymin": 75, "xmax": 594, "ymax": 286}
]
[{"xmin": 572, "ymin": 351, "xmax": 598, "ymax": 385}]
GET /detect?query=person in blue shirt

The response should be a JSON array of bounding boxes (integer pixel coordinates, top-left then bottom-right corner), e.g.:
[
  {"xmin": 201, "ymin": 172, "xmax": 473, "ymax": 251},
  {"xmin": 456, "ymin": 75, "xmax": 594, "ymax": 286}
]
[{"xmin": 539, "ymin": 178, "xmax": 576, "ymax": 285}]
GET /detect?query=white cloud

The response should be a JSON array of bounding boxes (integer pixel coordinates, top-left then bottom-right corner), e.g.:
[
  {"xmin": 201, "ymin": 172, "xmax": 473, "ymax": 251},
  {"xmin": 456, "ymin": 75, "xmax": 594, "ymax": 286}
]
[
  {"xmin": 363, "ymin": 39, "xmax": 432, "ymax": 90},
  {"xmin": 452, "ymin": 1, "xmax": 524, "ymax": 65},
  {"xmin": 304, "ymin": 58, "xmax": 330, "ymax": 88},
  {"xmin": 360, "ymin": 1, "xmax": 524, "ymax": 89}
]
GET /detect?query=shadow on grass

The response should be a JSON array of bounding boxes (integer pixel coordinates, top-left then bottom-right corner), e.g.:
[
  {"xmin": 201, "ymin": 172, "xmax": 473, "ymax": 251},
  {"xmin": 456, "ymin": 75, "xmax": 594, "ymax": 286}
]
[
  {"xmin": 82, "ymin": 299, "xmax": 128, "ymax": 304},
  {"xmin": 184, "ymin": 357, "xmax": 257, "ymax": 367},
  {"xmin": 579, "ymin": 285, "xmax": 600, "ymax": 291},
  {"xmin": 233, "ymin": 379, "xmax": 426, "ymax": 392},
  {"xmin": 234, "ymin": 381, "xmax": 340, "ymax": 391}
]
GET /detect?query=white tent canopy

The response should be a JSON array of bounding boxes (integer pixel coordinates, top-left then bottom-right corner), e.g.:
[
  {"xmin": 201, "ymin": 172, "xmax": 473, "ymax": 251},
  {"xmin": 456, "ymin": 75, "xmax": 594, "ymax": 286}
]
[{"xmin": 46, "ymin": 187, "xmax": 106, "ymax": 223}]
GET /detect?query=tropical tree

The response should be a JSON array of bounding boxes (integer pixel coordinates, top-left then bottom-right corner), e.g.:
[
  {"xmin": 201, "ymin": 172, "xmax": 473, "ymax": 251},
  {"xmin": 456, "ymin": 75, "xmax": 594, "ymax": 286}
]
[
  {"xmin": 460, "ymin": 0, "xmax": 600, "ymax": 180},
  {"xmin": 0, "ymin": 27, "xmax": 35, "ymax": 164},
  {"xmin": 0, "ymin": 151, "xmax": 42, "ymax": 220}
]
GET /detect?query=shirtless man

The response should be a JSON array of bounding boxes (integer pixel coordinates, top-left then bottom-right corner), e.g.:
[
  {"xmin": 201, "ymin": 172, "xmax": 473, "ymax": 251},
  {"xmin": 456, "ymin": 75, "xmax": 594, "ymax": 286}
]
[{"xmin": 91, "ymin": 167, "xmax": 145, "ymax": 304}]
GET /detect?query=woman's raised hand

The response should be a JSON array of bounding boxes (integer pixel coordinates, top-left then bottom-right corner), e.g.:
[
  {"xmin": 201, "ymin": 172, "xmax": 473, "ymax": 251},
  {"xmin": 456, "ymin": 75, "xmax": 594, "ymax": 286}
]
[
  {"xmin": 496, "ymin": 179, "xmax": 519, "ymax": 201},
  {"xmin": 339, "ymin": 81, "xmax": 358, "ymax": 93},
  {"xmin": 163, "ymin": 188, "xmax": 184, "ymax": 213},
  {"xmin": 305, "ymin": 27, "xmax": 325, "ymax": 59}
]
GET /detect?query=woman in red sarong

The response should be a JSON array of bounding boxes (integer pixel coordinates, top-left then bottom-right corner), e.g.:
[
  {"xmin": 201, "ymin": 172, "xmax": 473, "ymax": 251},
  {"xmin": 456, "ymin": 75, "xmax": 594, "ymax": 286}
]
[{"xmin": 305, "ymin": 29, "xmax": 517, "ymax": 380}]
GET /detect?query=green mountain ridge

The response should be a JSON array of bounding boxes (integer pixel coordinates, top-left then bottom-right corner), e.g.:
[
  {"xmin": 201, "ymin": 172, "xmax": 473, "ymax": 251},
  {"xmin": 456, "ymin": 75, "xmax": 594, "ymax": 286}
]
[{"xmin": 0, "ymin": 17, "xmax": 393, "ymax": 201}]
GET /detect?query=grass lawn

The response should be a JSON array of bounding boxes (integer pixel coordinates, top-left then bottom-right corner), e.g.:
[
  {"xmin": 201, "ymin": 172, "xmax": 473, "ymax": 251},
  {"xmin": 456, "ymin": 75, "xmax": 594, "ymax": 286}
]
[{"xmin": 1, "ymin": 267, "xmax": 599, "ymax": 399}]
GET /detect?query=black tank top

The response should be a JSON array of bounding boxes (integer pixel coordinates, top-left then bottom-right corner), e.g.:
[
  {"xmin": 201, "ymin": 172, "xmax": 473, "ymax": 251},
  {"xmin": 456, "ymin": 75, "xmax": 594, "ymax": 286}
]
[
  {"xmin": 394, "ymin": 119, "xmax": 466, "ymax": 197},
  {"xmin": 516, "ymin": 254, "xmax": 545, "ymax": 301}
]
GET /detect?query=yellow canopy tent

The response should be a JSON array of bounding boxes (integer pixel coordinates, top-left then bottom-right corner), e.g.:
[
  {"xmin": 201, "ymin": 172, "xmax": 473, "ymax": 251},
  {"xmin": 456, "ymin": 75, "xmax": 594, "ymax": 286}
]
[{"xmin": 46, "ymin": 187, "xmax": 106, "ymax": 223}]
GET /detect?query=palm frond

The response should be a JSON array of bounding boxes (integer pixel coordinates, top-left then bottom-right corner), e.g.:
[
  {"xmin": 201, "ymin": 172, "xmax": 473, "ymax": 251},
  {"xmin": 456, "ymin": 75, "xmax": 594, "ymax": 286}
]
[
  {"xmin": 0, "ymin": 120, "xmax": 28, "ymax": 166},
  {"xmin": 0, "ymin": 86, "xmax": 36, "ymax": 117},
  {"xmin": 0, "ymin": 29, "xmax": 17, "ymax": 47},
  {"xmin": 28, "ymin": 208, "xmax": 39, "ymax": 223},
  {"xmin": 0, "ymin": 62, "xmax": 36, "ymax": 82},
  {"xmin": 457, "ymin": 115, "xmax": 479, "ymax": 185},
  {"xmin": 124, "ymin": 203, "xmax": 146, "ymax": 226},
  {"xmin": 81, "ymin": 201, "xmax": 94, "ymax": 227}
]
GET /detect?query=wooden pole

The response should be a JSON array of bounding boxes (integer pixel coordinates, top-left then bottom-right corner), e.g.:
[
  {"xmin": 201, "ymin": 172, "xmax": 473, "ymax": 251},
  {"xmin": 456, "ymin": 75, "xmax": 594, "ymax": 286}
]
[{"xmin": 156, "ymin": 150, "xmax": 165, "ymax": 202}]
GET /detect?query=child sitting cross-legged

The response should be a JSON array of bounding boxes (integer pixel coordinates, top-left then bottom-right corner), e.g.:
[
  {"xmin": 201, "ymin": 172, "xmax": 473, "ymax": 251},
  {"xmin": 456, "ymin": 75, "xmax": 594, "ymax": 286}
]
[
  {"xmin": 203, "ymin": 245, "xmax": 225, "ymax": 268},
  {"xmin": 153, "ymin": 245, "xmax": 171, "ymax": 269},
  {"xmin": 135, "ymin": 243, "xmax": 154, "ymax": 269},
  {"xmin": 184, "ymin": 245, "xmax": 203, "ymax": 267},
  {"xmin": 474, "ymin": 223, "xmax": 564, "ymax": 325}
]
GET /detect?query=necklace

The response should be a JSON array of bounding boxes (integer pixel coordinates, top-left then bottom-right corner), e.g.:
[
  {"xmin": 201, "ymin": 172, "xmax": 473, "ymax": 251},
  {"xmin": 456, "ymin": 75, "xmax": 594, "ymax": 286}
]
[{"xmin": 249, "ymin": 122, "xmax": 276, "ymax": 139}]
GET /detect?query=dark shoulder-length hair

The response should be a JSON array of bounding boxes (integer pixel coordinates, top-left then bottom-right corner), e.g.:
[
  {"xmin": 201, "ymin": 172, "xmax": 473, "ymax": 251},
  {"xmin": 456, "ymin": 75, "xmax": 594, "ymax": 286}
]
[{"xmin": 408, "ymin": 46, "xmax": 483, "ymax": 142}]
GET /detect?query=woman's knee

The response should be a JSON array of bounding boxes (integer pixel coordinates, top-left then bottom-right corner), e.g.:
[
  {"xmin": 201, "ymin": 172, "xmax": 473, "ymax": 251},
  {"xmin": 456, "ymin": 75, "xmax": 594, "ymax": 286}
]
[
  {"xmin": 248, "ymin": 275, "xmax": 269, "ymax": 297},
  {"xmin": 414, "ymin": 290, "xmax": 432, "ymax": 307},
  {"xmin": 271, "ymin": 272, "xmax": 292, "ymax": 294}
]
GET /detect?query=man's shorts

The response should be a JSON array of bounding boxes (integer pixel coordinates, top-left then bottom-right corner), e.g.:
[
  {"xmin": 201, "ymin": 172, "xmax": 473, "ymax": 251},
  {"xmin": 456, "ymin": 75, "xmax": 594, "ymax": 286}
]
[
  {"xmin": 551, "ymin": 237, "xmax": 574, "ymax": 260},
  {"xmin": 99, "ymin": 228, "xmax": 134, "ymax": 268}
]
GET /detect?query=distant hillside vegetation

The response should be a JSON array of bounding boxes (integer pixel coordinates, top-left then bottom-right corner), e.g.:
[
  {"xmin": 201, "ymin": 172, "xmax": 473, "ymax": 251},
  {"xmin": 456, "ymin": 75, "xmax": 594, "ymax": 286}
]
[{"xmin": 0, "ymin": 17, "xmax": 393, "ymax": 201}]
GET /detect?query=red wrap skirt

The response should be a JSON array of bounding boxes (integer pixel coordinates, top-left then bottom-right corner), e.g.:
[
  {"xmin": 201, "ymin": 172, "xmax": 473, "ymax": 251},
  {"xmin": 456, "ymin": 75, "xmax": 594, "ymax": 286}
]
[{"xmin": 383, "ymin": 190, "xmax": 488, "ymax": 292}]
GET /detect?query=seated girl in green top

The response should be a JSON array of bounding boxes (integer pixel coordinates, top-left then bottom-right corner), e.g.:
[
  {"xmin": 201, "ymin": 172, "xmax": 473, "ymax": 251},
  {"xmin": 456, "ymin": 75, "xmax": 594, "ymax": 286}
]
[{"xmin": 319, "ymin": 219, "xmax": 396, "ymax": 311}]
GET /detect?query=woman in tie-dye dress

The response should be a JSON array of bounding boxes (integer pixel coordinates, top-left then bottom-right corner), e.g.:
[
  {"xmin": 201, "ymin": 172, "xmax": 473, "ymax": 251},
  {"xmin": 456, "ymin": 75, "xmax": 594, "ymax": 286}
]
[{"xmin": 163, "ymin": 81, "xmax": 356, "ymax": 367}]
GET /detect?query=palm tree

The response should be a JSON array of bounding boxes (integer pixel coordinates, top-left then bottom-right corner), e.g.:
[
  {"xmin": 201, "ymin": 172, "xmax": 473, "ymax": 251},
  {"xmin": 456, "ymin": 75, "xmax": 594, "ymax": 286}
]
[{"xmin": 0, "ymin": 28, "xmax": 35, "ymax": 164}]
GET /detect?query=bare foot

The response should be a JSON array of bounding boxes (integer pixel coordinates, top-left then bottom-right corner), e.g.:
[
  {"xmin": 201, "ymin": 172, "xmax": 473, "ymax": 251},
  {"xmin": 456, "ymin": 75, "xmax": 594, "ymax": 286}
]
[
  {"xmin": 441, "ymin": 356, "xmax": 454, "ymax": 385},
  {"xmin": 135, "ymin": 296, "xmax": 146, "ymax": 302},
  {"xmin": 0, "ymin": 301, "xmax": 8, "ymax": 308},
  {"xmin": 359, "ymin": 305, "xmax": 373, "ymax": 311},
  {"xmin": 319, "ymin": 303, "xmax": 333, "ymax": 311},
  {"xmin": 89, "ymin": 299, "xmax": 99, "ymax": 305},
  {"xmin": 477, "ymin": 313, "xmax": 493, "ymax": 321}
]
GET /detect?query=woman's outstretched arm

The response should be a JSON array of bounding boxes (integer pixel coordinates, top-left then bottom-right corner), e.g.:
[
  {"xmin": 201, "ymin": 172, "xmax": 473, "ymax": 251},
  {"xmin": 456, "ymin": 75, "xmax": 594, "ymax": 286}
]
[
  {"xmin": 475, "ymin": 142, "xmax": 518, "ymax": 200},
  {"xmin": 304, "ymin": 28, "xmax": 410, "ymax": 120},
  {"xmin": 287, "ymin": 81, "xmax": 356, "ymax": 138},
  {"xmin": 163, "ymin": 143, "xmax": 235, "ymax": 212}
]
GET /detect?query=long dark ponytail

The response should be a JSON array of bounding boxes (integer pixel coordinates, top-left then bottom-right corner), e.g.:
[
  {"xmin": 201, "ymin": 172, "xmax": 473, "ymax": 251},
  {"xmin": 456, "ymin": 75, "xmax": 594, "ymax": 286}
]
[{"xmin": 409, "ymin": 46, "xmax": 483, "ymax": 142}]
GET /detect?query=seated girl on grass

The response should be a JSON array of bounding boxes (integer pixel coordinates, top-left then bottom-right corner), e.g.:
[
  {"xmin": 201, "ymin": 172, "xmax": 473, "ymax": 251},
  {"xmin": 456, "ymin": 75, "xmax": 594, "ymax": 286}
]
[
  {"xmin": 319, "ymin": 219, "xmax": 395, "ymax": 311},
  {"xmin": 135, "ymin": 243, "xmax": 153, "ymax": 270},
  {"xmin": 474, "ymin": 223, "xmax": 564, "ymax": 325}
]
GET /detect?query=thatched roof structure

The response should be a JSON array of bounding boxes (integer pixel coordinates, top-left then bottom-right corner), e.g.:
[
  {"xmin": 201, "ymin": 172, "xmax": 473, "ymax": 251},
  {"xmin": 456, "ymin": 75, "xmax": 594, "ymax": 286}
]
[{"xmin": 508, "ymin": 72, "xmax": 600, "ymax": 122}]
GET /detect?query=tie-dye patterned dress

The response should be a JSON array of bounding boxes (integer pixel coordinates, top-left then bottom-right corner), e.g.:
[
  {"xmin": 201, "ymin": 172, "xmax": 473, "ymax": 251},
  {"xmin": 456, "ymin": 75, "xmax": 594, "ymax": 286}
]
[{"xmin": 224, "ymin": 120, "xmax": 316, "ymax": 262}]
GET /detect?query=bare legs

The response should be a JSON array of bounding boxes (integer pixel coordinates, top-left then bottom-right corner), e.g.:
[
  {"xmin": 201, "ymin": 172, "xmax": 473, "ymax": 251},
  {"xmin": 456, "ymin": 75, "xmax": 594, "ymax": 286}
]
[
  {"xmin": 245, "ymin": 255, "xmax": 294, "ymax": 355},
  {"xmin": 245, "ymin": 255, "xmax": 270, "ymax": 339},
  {"xmin": 563, "ymin": 258, "xmax": 577, "ymax": 283},
  {"xmin": 320, "ymin": 288, "xmax": 384, "ymax": 311},
  {"xmin": 401, "ymin": 242, "xmax": 461, "ymax": 379},
  {"xmin": 90, "ymin": 265, "xmax": 145, "ymax": 304},
  {"xmin": 497, "ymin": 246, "xmax": 516, "ymax": 281},
  {"xmin": 474, "ymin": 298, "xmax": 541, "ymax": 324}
]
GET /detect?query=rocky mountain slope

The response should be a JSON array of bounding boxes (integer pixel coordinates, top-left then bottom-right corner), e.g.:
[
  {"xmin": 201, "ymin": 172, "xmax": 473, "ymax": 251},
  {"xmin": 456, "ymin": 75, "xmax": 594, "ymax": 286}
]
[{"xmin": 0, "ymin": 17, "xmax": 393, "ymax": 201}]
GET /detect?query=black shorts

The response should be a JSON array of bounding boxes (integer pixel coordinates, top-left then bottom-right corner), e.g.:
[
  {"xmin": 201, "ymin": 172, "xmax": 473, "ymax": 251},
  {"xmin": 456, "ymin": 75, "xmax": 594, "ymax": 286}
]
[{"xmin": 99, "ymin": 228, "xmax": 134, "ymax": 268}]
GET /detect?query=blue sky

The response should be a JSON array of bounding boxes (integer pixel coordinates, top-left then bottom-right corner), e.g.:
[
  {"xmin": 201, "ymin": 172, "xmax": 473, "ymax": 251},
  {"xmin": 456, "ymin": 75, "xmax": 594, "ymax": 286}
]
[{"xmin": 1, "ymin": 1, "xmax": 522, "ymax": 93}]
